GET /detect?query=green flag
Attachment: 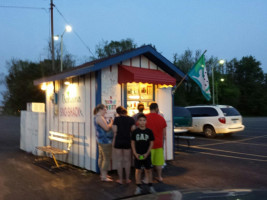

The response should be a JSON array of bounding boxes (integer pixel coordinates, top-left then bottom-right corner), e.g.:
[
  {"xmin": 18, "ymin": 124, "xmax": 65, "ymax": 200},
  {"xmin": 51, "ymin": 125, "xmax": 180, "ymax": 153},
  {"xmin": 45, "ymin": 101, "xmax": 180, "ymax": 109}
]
[{"xmin": 188, "ymin": 55, "xmax": 211, "ymax": 101}]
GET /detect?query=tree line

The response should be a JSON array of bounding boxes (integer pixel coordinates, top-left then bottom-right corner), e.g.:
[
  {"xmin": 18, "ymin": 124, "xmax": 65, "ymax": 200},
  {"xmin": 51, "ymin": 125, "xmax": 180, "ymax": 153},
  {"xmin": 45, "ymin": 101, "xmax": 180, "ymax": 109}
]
[{"xmin": 1, "ymin": 39, "xmax": 267, "ymax": 116}]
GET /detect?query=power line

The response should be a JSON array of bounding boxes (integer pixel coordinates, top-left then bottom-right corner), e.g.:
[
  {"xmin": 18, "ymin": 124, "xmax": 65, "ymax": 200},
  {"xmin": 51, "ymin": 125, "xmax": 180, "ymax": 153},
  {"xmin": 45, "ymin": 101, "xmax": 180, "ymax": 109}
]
[
  {"xmin": 0, "ymin": 5, "xmax": 48, "ymax": 12},
  {"xmin": 54, "ymin": 5, "xmax": 95, "ymax": 58}
]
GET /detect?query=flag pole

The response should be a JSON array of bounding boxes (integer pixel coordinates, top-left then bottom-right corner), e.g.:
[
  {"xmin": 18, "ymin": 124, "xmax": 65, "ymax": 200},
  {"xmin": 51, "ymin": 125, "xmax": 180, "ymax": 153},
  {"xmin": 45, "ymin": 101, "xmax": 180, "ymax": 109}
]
[{"xmin": 172, "ymin": 50, "xmax": 207, "ymax": 95}]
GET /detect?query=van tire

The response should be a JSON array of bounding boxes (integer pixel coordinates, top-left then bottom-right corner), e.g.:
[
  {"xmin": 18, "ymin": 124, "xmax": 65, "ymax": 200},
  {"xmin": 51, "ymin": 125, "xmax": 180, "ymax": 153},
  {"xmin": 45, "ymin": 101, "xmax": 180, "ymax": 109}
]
[{"xmin": 204, "ymin": 125, "xmax": 216, "ymax": 138}]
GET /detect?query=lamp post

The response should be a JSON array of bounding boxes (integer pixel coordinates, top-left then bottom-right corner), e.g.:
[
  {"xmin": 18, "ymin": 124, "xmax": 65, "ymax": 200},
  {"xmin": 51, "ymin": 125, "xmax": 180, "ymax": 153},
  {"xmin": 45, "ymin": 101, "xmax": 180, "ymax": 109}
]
[
  {"xmin": 216, "ymin": 78, "xmax": 225, "ymax": 105},
  {"xmin": 212, "ymin": 59, "xmax": 225, "ymax": 105},
  {"xmin": 54, "ymin": 25, "xmax": 72, "ymax": 72}
]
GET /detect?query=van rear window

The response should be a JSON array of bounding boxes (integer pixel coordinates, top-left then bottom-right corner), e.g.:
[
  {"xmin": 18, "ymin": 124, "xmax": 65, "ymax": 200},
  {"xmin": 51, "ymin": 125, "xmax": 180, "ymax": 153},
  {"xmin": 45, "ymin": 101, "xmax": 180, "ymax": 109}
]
[
  {"xmin": 220, "ymin": 108, "xmax": 240, "ymax": 116},
  {"xmin": 187, "ymin": 107, "xmax": 218, "ymax": 117}
]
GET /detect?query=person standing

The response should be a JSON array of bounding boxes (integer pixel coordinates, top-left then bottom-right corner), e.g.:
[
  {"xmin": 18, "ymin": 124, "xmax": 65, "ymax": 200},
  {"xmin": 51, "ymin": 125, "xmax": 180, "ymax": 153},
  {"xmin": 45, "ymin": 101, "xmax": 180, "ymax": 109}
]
[
  {"xmin": 132, "ymin": 103, "xmax": 145, "ymax": 122},
  {"xmin": 112, "ymin": 106, "xmax": 136, "ymax": 184},
  {"xmin": 131, "ymin": 114, "xmax": 156, "ymax": 195},
  {"xmin": 145, "ymin": 102, "xmax": 167, "ymax": 182},
  {"xmin": 94, "ymin": 104, "xmax": 114, "ymax": 182}
]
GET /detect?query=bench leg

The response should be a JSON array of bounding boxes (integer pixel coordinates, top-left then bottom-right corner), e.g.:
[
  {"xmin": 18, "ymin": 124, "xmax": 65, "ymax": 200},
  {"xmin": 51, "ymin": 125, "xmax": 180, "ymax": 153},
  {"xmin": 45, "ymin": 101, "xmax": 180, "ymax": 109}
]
[{"xmin": 52, "ymin": 154, "xmax": 60, "ymax": 168}]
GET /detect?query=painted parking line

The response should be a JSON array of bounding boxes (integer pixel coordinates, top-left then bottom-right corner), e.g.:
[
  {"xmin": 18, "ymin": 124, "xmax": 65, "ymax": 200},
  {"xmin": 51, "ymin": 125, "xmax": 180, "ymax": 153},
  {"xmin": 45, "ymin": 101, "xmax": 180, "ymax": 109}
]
[
  {"xmin": 189, "ymin": 151, "xmax": 267, "ymax": 162},
  {"xmin": 175, "ymin": 141, "xmax": 267, "ymax": 162},
  {"xmin": 197, "ymin": 135, "xmax": 267, "ymax": 147},
  {"xmin": 185, "ymin": 145, "xmax": 267, "ymax": 158}
]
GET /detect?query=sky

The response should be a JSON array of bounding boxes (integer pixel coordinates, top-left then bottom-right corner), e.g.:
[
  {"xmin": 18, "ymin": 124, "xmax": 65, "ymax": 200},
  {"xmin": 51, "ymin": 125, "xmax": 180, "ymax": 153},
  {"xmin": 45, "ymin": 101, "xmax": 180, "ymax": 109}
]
[{"xmin": 1, "ymin": 0, "xmax": 267, "ymax": 103}]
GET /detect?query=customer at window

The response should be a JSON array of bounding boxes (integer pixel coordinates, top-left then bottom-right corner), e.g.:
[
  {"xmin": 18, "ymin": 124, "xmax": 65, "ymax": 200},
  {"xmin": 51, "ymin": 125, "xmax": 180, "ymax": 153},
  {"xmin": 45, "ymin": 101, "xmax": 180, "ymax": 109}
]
[
  {"xmin": 132, "ymin": 103, "xmax": 145, "ymax": 122},
  {"xmin": 112, "ymin": 106, "xmax": 136, "ymax": 184},
  {"xmin": 94, "ymin": 104, "xmax": 113, "ymax": 182}
]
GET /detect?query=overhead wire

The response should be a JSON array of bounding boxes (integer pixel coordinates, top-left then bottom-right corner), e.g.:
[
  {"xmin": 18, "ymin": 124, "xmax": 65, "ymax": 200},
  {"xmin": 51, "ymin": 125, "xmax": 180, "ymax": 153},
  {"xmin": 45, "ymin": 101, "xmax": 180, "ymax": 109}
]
[
  {"xmin": 0, "ymin": 5, "xmax": 48, "ymax": 12},
  {"xmin": 54, "ymin": 5, "xmax": 95, "ymax": 57}
]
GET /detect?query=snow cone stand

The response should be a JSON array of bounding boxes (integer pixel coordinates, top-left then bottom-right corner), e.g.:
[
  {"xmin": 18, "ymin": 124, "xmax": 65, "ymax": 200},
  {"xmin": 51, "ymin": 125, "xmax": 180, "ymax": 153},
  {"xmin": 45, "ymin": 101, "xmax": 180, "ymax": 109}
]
[{"xmin": 22, "ymin": 45, "xmax": 186, "ymax": 172}]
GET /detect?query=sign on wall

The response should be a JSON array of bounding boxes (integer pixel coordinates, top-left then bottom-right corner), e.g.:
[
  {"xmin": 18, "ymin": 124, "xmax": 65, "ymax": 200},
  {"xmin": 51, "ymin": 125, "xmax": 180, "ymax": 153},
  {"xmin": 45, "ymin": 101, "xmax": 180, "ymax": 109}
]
[{"xmin": 58, "ymin": 84, "xmax": 85, "ymax": 122}]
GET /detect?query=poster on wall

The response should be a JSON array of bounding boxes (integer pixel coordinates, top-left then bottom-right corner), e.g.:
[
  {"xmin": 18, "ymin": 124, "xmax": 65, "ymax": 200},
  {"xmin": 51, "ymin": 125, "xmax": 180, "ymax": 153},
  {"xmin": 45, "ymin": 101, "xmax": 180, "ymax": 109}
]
[
  {"xmin": 104, "ymin": 97, "xmax": 116, "ymax": 119},
  {"xmin": 58, "ymin": 84, "xmax": 85, "ymax": 122}
]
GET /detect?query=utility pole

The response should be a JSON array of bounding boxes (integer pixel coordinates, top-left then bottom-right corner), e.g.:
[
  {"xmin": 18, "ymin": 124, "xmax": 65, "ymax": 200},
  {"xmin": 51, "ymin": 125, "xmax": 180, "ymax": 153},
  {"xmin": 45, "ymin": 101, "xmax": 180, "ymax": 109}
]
[{"xmin": 50, "ymin": 0, "xmax": 55, "ymax": 71}]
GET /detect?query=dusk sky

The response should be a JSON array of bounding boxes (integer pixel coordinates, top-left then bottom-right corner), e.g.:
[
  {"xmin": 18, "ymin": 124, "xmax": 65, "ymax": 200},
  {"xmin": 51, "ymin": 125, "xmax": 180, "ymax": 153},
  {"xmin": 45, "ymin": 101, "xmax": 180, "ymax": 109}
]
[{"xmin": 1, "ymin": 0, "xmax": 267, "ymax": 102}]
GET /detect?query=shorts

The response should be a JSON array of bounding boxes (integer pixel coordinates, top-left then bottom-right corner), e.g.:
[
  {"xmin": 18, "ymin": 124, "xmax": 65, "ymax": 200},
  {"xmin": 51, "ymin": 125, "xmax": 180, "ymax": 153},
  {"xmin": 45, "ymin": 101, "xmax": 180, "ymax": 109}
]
[
  {"xmin": 114, "ymin": 139, "xmax": 131, "ymax": 149},
  {"xmin": 134, "ymin": 155, "xmax": 152, "ymax": 170},
  {"xmin": 151, "ymin": 148, "xmax": 164, "ymax": 166}
]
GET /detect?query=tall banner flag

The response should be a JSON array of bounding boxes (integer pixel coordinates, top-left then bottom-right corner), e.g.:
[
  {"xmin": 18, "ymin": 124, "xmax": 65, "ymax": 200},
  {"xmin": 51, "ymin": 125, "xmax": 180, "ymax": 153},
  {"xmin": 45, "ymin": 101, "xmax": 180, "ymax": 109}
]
[{"xmin": 188, "ymin": 55, "xmax": 211, "ymax": 101}]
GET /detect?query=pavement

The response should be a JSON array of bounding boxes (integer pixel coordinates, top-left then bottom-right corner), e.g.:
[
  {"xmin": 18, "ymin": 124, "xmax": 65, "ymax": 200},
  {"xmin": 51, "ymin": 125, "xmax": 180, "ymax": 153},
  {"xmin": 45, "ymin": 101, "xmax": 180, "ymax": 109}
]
[
  {"xmin": 1, "ymin": 116, "xmax": 267, "ymax": 200},
  {"xmin": 0, "ymin": 116, "xmax": 182, "ymax": 200}
]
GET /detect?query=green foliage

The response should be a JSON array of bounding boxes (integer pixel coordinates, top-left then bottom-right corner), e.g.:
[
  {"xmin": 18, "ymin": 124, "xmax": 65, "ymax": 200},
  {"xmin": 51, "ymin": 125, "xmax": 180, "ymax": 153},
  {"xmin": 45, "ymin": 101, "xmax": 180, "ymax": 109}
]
[
  {"xmin": 94, "ymin": 38, "xmax": 137, "ymax": 59},
  {"xmin": 1, "ymin": 59, "xmax": 50, "ymax": 115},
  {"xmin": 173, "ymin": 50, "xmax": 267, "ymax": 116}
]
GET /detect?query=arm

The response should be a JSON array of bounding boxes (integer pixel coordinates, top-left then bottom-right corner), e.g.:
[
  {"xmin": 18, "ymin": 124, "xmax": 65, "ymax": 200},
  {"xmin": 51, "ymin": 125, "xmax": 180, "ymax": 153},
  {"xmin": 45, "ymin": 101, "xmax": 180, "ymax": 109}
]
[
  {"xmin": 144, "ymin": 141, "xmax": 154, "ymax": 159},
  {"xmin": 96, "ymin": 116, "xmax": 113, "ymax": 131},
  {"xmin": 131, "ymin": 140, "xmax": 140, "ymax": 159},
  {"xmin": 112, "ymin": 125, "xmax": 117, "ymax": 147},
  {"xmin": 131, "ymin": 124, "xmax": 136, "ymax": 132},
  {"xmin": 163, "ymin": 127, "xmax": 166, "ymax": 141}
]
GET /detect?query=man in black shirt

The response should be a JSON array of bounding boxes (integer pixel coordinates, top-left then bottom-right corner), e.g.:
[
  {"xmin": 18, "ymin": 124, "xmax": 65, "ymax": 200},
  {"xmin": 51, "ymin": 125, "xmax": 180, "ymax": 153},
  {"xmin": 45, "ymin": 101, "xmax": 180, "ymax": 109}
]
[{"xmin": 131, "ymin": 114, "xmax": 156, "ymax": 195}]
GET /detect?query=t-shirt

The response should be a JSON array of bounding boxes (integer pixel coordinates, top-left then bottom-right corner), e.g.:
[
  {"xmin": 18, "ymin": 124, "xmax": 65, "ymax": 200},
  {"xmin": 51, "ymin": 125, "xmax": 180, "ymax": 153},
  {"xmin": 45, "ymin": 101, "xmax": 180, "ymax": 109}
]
[
  {"xmin": 131, "ymin": 128, "xmax": 154, "ymax": 155},
  {"xmin": 145, "ymin": 113, "xmax": 167, "ymax": 149},
  {"xmin": 113, "ymin": 116, "xmax": 135, "ymax": 149}
]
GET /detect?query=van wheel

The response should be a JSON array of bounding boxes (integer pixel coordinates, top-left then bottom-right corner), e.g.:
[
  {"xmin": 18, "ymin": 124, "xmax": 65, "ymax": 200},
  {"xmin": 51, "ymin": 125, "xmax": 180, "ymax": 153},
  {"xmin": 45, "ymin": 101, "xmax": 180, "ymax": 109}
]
[{"xmin": 204, "ymin": 125, "xmax": 216, "ymax": 138}]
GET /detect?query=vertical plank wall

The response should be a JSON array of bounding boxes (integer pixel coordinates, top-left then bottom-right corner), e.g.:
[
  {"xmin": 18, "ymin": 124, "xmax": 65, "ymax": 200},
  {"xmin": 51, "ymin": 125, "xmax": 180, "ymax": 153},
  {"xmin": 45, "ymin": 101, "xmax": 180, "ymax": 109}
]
[{"xmin": 46, "ymin": 73, "xmax": 98, "ymax": 172}]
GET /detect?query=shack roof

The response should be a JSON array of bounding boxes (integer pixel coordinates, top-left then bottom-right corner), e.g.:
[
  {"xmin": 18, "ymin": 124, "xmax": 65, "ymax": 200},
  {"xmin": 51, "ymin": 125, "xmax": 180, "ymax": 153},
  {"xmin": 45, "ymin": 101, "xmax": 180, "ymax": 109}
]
[{"xmin": 34, "ymin": 45, "xmax": 186, "ymax": 85}]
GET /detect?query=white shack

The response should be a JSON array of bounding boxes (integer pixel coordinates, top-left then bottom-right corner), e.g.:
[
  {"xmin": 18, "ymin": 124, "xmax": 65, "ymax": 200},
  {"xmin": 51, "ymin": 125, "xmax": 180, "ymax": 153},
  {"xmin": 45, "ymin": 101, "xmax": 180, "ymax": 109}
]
[{"xmin": 33, "ymin": 45, "xmax": 186, "ymax": 172}]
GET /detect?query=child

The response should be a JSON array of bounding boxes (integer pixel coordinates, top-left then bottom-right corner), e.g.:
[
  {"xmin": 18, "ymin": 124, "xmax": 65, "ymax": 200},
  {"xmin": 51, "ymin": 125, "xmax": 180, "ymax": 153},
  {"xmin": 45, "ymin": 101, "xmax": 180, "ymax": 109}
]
[{"xmin": 131, "ymin": 113, "xmax": 156, "ymax": 195}]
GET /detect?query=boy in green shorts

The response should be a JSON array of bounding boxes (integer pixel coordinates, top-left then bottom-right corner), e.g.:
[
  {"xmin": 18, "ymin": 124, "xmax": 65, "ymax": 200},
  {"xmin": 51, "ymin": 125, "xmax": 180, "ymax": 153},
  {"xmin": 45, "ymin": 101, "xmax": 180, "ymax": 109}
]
[{"xmin": 131, "ymin": 114, "xmax": 156, "ymax": 195}]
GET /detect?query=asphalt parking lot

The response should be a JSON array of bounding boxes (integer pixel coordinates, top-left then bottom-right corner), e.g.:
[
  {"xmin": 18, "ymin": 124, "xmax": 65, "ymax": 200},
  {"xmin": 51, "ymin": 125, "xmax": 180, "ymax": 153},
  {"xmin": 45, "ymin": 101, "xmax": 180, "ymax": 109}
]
[{"xmin": 0, "ymin": 116, "xmax": 267, "ymax": 200}]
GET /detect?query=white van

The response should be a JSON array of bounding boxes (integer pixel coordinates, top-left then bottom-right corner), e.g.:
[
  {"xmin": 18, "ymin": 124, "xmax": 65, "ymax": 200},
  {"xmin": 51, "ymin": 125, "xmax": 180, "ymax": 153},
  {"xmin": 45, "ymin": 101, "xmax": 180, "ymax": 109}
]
[{"xmin": 185, "ymin": 105, "xmax": 245, "ymax": 137}]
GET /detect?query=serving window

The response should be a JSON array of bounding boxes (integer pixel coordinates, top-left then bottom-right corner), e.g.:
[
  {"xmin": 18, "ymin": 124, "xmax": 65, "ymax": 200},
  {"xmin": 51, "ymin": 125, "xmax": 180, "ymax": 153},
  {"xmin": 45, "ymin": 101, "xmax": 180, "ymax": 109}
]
[{"xmin": 126, "ymin": 82, "xmax": 153, "ymax": 116}]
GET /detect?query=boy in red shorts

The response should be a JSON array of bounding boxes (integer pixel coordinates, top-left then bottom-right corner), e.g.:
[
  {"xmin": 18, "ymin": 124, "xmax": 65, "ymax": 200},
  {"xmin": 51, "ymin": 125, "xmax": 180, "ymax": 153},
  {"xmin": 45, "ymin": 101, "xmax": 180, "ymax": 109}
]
[{"xmin": 131, "ymin": 114, "xmax": 156, "ymax": 195}]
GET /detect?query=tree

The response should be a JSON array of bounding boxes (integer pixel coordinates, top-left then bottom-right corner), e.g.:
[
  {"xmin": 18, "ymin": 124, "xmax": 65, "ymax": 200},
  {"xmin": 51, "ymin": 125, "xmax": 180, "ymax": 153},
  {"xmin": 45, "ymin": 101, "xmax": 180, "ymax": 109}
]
[
  {"xmin": 47, "ymin": 40, "xmax": 76, "ymax": 73},
  {"xmin": 1, "ymin": 60, "xmax": 50, "ymax": 115},
  {"xmin": 232, "ymin": 56, "xmax": 266, "ymax": 116},
  {"xmin": 173, "ymin": 50, "xmax": 216, "ymax": 106},
  {"xmin": 94, "ymin": 38, "xmax": 137, "ymax": 59}
]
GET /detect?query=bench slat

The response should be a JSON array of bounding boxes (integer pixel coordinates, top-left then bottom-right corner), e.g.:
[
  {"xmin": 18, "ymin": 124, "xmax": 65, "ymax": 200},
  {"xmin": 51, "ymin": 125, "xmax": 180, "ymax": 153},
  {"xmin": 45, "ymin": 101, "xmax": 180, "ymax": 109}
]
[
  {"xmin": 36, "ymin": 146, "xmax": 68, "ymax": 154},
  {"xmin": 48, "ymin": 136, "xmax": 73, "ymax": 144}
]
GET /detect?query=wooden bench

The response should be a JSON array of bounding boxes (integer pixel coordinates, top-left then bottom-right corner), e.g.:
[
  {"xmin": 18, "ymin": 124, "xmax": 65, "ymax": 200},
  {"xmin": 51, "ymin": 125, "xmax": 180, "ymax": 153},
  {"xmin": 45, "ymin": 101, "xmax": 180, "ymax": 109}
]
[{"xmin": 36, "ymin": 131, "xmax": 74, "ymax": 169}]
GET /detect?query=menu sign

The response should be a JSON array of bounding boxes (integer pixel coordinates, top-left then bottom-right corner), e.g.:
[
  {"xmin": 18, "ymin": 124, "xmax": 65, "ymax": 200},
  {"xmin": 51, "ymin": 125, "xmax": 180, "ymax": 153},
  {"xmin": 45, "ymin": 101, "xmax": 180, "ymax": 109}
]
[{"xmin": 58, "ymin": 85, "xmax": 85, "ymax": 122}]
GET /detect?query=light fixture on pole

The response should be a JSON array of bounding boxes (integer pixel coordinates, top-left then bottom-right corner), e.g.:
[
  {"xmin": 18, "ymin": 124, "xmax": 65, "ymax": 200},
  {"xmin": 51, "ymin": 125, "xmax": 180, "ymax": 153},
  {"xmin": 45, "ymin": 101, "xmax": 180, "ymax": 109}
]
[
  {"xmin": 212, "ymin": 59, "xmax": 225, "ymax": 105},
  {"xmin": 61, "ymin": 25, "xmax": 72, "ymax": 72},
  {"xmin": 54, "ymin": 25, "xmax": 72, "ymax": 72}
]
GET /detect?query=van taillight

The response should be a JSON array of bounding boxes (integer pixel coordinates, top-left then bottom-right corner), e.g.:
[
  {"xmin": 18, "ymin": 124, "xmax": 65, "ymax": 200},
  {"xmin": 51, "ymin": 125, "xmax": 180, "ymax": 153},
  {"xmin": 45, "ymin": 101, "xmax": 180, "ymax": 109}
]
[{"xmin": 218, "ymin": 117, "xmax": 226, "ymax": 124}]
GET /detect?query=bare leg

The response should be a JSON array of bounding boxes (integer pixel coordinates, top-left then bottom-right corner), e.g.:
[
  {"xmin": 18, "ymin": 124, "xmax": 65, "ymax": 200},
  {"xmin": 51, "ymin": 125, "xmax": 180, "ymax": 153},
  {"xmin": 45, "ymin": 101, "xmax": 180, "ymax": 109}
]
[
  {"xmin": 115, "ymin": 148, "xmax": 123, "ymax": 184},
  {"xmin": 135, "ymin": 169, "xmax": 142, "ymax": 185},
  {"xmin": 155, "ymin": 165, "xmax": 163, "ymax": 181},
  {"xmin": 144, "ymin": 169, "xmax": 152, "ymax": 184},
  {"xmin": 123, "ymin": 149, "xmax": 132, "ymax": 183}
]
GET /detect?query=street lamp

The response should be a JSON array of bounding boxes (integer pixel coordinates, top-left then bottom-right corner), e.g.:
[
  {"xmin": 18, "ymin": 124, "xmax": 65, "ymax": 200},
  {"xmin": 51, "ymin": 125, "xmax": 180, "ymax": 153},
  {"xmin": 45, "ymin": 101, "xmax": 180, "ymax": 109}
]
[
  {"xmin": 54, "ymin": 25, "xmax": 72, "ymax": 72},
  {"xmin": 216, "ymin": 78, "xmax": 225, "ymax": 105},
  {"xmin": 212, "ymin": 59, "xmax": 225, "ymax": 105}
]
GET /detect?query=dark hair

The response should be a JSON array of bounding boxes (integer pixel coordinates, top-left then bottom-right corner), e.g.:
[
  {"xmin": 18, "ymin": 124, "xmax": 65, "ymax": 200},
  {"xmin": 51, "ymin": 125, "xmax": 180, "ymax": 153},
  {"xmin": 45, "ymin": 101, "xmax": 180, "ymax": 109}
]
[
  {"xmin": 93, "ymin": 104, "xmax": 106, "ymax": 115},
  {"xmin": 137, "ymin": 103, "xmax": 144, "ymax": 112},
  {"xmin": 137, "ymin": 113, "xmax": 146, "ymax": 120},
  {"xmin": 121, "ymin": 109, "xmax": 128, "ymax": 115},
  {"xmin": 116, "ymin": 106, "xmax": 125, "ymax": 115},
  {"xmin": 149, "ymin": 102, "xmax": 158, "ymax": 111}
]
